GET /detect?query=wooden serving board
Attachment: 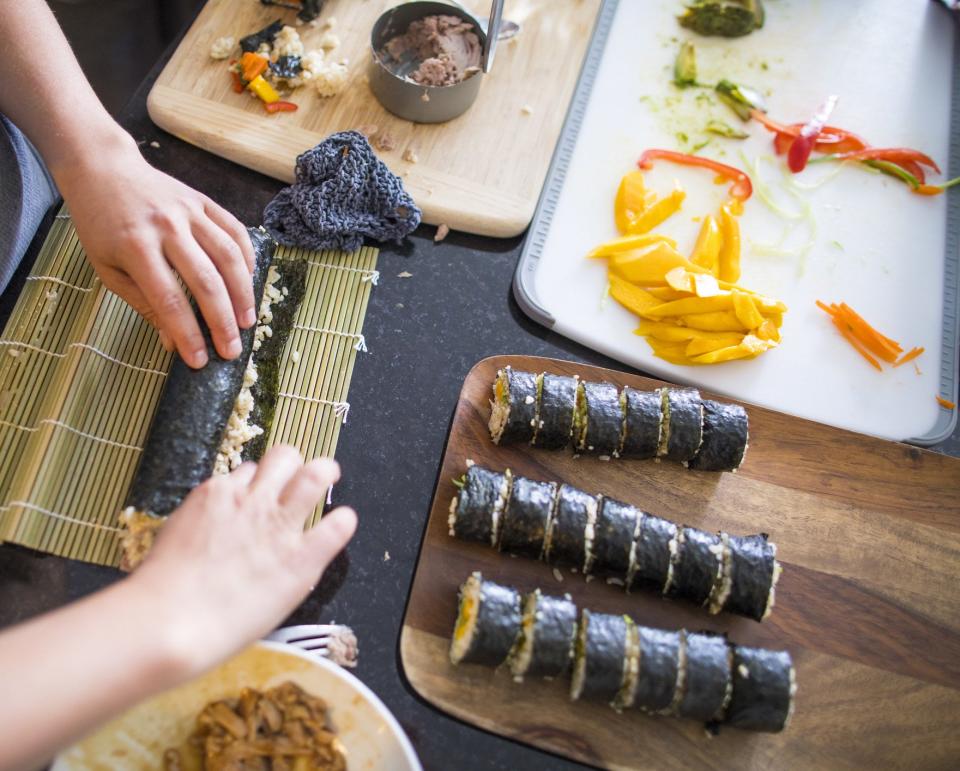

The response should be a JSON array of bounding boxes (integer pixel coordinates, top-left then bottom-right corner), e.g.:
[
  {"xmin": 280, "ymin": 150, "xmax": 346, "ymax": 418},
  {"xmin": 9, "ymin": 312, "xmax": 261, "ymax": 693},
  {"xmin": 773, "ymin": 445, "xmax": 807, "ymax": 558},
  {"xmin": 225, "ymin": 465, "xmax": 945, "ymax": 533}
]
[
  {"xmin": 400, "ymin": 355, "xmax": 960, "ymax": 770},
  {"xmin": 147, "ymin": 0, "xmax": 601, "ymax": 237}
]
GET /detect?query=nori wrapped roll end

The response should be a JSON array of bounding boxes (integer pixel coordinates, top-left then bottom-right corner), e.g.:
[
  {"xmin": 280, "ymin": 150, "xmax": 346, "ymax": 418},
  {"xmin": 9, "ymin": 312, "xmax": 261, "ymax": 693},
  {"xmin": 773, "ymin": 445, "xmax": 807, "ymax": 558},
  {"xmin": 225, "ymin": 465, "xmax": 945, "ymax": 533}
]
[
  {"xmin": 509, "ymin": 590, "xmax": 578, "ymax": 680},
  {"xmin": 722, "ymin": 533, "xmax": 780, "ymax": 621},
  {"xmin": 726, "ymin": 646, "xmax": 796, "ymax": 732},
  {"xmin": 489, "ymin": 367, "xmax": 538, "ymax": 445},
  {"xmin": 450, "ymin": 573, "xmax": 522, "ymax": 667},
  {"xmin": 689, "ymin": 399, "xmax": 749, "ymax": 472},
  {"xmin": 448, "ymin": 465, "xmax": 511, "ymax": 547}
]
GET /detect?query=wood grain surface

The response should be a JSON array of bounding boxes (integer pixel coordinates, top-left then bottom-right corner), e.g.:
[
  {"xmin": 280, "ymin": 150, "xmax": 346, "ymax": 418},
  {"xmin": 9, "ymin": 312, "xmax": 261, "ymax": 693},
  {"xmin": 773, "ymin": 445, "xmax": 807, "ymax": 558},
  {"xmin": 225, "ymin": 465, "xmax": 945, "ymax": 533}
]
[
  {"xmin": 147, "ymin": 0, "xmax": 600, "ymax": 237},
  {"xmin": 400, "ymin": 355, "xmax": 960, "ymax": 770}
]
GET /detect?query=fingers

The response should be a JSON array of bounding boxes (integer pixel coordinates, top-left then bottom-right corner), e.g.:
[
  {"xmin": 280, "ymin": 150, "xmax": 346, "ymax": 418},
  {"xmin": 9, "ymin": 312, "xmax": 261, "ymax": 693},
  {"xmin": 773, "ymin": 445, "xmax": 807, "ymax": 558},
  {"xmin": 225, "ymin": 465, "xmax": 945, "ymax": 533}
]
[
  {"xmin": 250, "ymin": 445, "xmax": 305, "ymax": 500},
  {"xmin": 302, "ymin": 506, "xmax": 357, "ymax": 570},
  {"xmin": 230, "ymin": 460, "xmax": 258, "ymax": 487},
  {"xmin": 278, "ymin": 458, "xmax": 341, "ymax": 519},
  {"xmin": 204, "ymin": 199, "xmax": 256, "ymax": 273},
  {"xmin": 192, "ymin": 217, "xmax": 257, "ymax": 330}
]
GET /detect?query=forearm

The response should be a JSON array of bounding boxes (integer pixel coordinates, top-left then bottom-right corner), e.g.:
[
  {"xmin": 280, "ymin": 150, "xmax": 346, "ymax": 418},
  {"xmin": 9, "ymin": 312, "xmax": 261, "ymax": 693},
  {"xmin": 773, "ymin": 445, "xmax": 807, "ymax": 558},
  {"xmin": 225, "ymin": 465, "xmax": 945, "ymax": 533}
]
[{"xmin": 0, "ymin": 575, "xmax": 198, "ymax": 771}]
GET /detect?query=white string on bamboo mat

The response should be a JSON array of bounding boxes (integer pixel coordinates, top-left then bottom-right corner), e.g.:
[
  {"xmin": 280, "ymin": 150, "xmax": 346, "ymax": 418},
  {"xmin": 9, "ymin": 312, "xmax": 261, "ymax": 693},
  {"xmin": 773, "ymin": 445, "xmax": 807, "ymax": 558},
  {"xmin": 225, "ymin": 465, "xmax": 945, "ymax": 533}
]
[
  {"xmin": 1, "ymin": 340, "xmax": 65, "ymax": 358},
  {"xmin": 291, "ymin": 324, "xmax": 368, "ymax": 352},
  {"xmin": 0, "ymin": 340, "xmax": 166, "ymax": 375},
  {"xmin": 25, "ymin": 275, "xmax": 95, "ymax": 293},
  {"xmin": 0, "ymin": 417, "xmax": 142, "ymax": 452},
  {"xmin": 302, "ymin": 260, "xmax": 380, "ymax": 285},
  {"xmin": 276, "ymin": 392, "xmax": 351, "ymax": 423},
  {"xmin": 5, "ymin": 501, "xmax": 123, "ymax": 533}
]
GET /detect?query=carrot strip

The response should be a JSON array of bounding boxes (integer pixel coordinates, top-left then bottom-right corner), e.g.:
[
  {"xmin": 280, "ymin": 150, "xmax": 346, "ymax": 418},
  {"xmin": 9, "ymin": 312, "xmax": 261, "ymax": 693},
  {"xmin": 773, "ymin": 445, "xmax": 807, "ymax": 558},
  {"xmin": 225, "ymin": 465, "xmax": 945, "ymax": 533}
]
[
  {"xmin": 936, "ymin": 396, "xmax": 956, "ymax": 410},
  {"xmin": 836, "ymin": 303, "xmax": 902, "ymax": 361},
  {"xmin": 838, "ymin": 303, "xmax": 902, "ymax": 351},
  {"xmin": 815, "ymin": 299, "xmax": 837, "ymax": 316},
  {"xmin": 830, "ymin": 317, "xmax": 882, "ymax": 371},
  {"xmin": 893, "ymin": 347, "xmax": 924, "ymax": 367}
]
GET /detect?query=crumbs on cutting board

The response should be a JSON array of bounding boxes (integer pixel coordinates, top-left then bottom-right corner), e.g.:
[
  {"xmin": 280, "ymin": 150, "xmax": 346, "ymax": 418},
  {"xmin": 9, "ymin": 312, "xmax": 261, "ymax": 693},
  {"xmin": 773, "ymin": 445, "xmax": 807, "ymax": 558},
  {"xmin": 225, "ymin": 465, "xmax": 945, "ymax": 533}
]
[{"xmin": 397, "ymin": 271, "xmax": 413, "ymax": 278}]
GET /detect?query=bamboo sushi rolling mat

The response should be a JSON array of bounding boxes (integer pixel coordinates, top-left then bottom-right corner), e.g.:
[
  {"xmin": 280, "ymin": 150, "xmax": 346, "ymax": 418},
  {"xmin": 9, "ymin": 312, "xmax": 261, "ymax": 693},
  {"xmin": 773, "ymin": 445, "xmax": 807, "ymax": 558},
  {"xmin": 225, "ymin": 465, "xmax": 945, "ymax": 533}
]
[{"xmin": 0, "ymin": 212, "xmax": 378, "ymax": 567}]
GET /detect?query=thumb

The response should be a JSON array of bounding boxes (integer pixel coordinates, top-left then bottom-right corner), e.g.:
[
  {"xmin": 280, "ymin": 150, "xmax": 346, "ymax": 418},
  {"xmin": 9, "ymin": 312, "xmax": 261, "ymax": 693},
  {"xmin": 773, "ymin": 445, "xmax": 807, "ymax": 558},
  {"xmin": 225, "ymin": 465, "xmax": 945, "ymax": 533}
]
[{"xmin": 301, "ymin": 506, "xmax": 357, "ymax": 579}]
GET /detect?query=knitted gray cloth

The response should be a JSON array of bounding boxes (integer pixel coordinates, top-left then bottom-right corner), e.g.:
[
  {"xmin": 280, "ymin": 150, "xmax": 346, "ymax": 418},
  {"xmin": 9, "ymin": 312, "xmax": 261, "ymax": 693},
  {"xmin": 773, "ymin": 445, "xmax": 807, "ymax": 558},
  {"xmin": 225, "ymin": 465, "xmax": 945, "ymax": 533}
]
[{"xmin": 263, "ymin": 131, "xmax": 421, "ymax": 252}]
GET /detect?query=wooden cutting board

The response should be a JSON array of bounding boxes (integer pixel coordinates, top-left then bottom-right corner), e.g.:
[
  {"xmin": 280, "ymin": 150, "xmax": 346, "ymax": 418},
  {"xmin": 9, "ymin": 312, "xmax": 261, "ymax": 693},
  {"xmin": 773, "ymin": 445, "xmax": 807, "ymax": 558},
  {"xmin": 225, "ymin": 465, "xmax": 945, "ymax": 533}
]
[
  {"xmin": 147, "ymin": 0, "xmax": 601, "ymax": 237},
  {"xmin": 400, "ymin": 355, "xmax": 960, "ymax": 770}
]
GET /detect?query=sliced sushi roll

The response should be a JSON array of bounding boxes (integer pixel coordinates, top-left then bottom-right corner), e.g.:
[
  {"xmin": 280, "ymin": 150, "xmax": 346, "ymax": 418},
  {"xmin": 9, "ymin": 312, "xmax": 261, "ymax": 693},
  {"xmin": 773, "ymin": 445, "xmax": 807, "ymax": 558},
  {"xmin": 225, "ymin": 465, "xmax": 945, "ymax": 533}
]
[
  {"xmin": 535, "ymin": 373, "xmax": 579, "ymax": 449},
  {"xmin": 678, "ymin": 633, "xmax": 733, "ymax": 722},
  {"xmin": 544, "ymin": 483, "xmax": 599, "ymax": 572},
  {"xmin": 489, "ymin": 367, "xmax": 538, "ymax": 445},
  {"xmin": 449, "ymin": 572, "xmax": 523, "ymax": 667},
  {"xmin": 570, "ymin": 611, "xmax": 633, "ymax": 705},
  {"xmin": 721, "ymin": 533, "xmax": 781, "ymax": 621},
  {"xmin": 632, "ymin": 626, "xmax": 685, "ymax": 714},
  {"xmin": 619, "ymin": 386, "xmax": 662, "ymax": 459},
  {"xmin": 509, "ymin": 590, "xmax": 579, "ymax": 680},
  {"xmin": 499, "ymin": 475, "xmax": 557, "ymax": 558},
  {"xmin": 665, "ymin": 527, "xmax": 724, "ymax": 605},
  {"xmin": 591, "ymin": 497, "xmax": 642, "ymax": 581},
  {"xmin": 688, "ymin": 399, "xmax": 749, "ymax": 472},
  {"xmin": 629, "ymin": 513, "xmax": 678, "ymax": 594},
  {"xmin": 726, "ymin": 646, "xmax": 796, "ymax": 732},
  {"xmin": 448, "ymin": 465, "xmax": 511, "ymax": 547},
  {"xmin": 658, "ymin": 388, "xmax": 704, "ymax": 463},
  {"xmin": 574, "ymin": 381, "xmax": 623, "ymax": 455}
]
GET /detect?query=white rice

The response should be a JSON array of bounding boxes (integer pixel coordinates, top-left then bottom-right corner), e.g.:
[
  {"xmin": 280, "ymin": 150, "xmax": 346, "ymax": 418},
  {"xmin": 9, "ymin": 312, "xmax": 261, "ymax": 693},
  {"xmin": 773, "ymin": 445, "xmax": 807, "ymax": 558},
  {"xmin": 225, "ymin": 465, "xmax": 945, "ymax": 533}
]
[{"xmin": 708, "ymin": 532, "xmax": 734, "ymax": 614}]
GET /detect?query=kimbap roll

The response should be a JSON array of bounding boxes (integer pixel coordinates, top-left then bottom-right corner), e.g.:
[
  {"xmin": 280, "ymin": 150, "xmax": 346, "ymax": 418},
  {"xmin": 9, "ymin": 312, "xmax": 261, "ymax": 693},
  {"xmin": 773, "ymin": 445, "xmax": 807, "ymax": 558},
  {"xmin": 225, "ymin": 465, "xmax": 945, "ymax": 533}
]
[
  {"xmin": 544, "ymin": 484, "xmax": 599, "ymax": 572},
  {"xmin": 665, "ymin": 527, "xmax": 724, "ymax": 605},
  {"xmin": 688, "ymin": 399, "xmax": 749, "ymax": 472},
  {"xmin": 592, "ymin": 497, "xmax": 641, "ymax": 580},
  {"xmin": 721, "ymin": 533, "xmax": 781, "ymax": 620},
  {"xmin": 489, "ymin": 367, "xmax": 538, "ymax": 445},
  {"xmin": 659, "ymin": 388, "xmax": 704, "ymax": 463},
  {"xmin": 678, "ymin": 633, "xmax": 733, "ymax": 722},
  {"xmin": 726, "ymin": 646, "xmax": 796, "ymax": 732},
  {"xmin": 632, "ymin": 626, "xmax": 684, "ymax": 714},
  {"xmin": 509, "ymin": 590, "xmax": 579, "ymax": 680},
  {"xmin": 570, "ymin": 611, "xmax": 632, "ymax": 705},
  {"xmin": 499, "ymin": 475, "xmax": 557, "ymax": 558},
  {"xmin": 448, "ymin": 465, "xmax": 511, "ymax": 547},
  {"xmin": 449, "ymin": 572, "xmax": 523, "ymax": 667},
  {"xmin": 574, "ymin": 381, "xmax": 623, "ymax": 455},
  {"xmin": 629, "ymin": 513, "xmax": 678, "ymax": 594},
  {"xmin": 619, "ymin": 386, "xmax": 662, "ymax": 459},
  {"xmin": 535, "ymin": 373, "xmax": 579, "ymax": 449}
]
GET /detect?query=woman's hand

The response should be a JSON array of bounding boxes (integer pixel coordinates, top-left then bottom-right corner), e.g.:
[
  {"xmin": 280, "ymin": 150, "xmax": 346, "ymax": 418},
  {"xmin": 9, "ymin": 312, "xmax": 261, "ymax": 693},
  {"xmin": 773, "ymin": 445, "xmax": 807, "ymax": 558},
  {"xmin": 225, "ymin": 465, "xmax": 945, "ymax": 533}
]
[
  {"xmin": 132, "ymin": 445, "xmax": 357, "ymax": 675},
  {"xmin": 54, "ymin": 133, "xmax": 257, "ymax": 368}
]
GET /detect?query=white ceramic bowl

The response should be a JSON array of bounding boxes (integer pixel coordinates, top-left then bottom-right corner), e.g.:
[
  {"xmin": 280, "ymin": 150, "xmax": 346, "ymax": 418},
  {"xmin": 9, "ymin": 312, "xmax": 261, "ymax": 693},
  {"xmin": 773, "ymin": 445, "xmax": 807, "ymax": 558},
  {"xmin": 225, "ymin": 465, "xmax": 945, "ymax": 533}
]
[{"xmin": 52, "ymin": 641, "xmax": 421, "ymax": 771}]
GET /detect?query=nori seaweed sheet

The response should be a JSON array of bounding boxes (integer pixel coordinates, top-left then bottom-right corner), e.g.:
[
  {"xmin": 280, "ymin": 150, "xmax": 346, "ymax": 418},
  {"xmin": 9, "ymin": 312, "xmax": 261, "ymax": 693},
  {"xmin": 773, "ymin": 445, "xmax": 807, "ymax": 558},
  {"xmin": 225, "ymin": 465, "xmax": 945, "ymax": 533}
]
[
  {"xmin": 496, "ymin": 367, "xmax": 537, "ymax": 444},
  {"xmin": 581, "ymin": 381, "xmax": 622, "ymax": 454},
  {"xmin": 688, "ymin": 399, "xmax": 749, "ymax": 472},
  {"xmin": 576, "ymin": 611, "xmax": 628, "ymax": 702},
  {"xmin": 535, "ymin": 374, "xmax": 578, "ymax": 449},
  {"xmin": 726, "ymin": 645, "xmax": 793, "ymax": 732},
  {"xmin": 630, "ymin": 514, "xmax": 677, "ymax": 593},
  {"xmin": 679, "ymin": 633, "xmax": 732, "ymax": 722},
  {"xmin": 664, "ymin": 388, "xmax": 704, "ymax": 462},
  {"xmin": 241, "ymin": 258, "xmax": 307, "ymax": 463},
  {"xmin": 499, "ymin": 475, "xmax": 556, "ymax": 558},
  {"xmin": 633, "ymin": 626, "xmax": 682, "ymax": 712},
  {"xmin": 125, "ymin": 228, "xmax": 274, "ymax": 517},
  {"xmin": 240, "ymin": 19, "xmax": 284, "ymax": 53},
  {"xmin": 456, "ymin": 578, "xmax": 523, "ymax": 667},
  {"xmin": 270, "ymin": 55, "xmax": 303, "ymax": 81},
  {"xmin": 724, "ymin": 533, "xmax": 776, "ymax": 620},
  {"xmin": 545, "ymin": 483, "xmax": 595, "ymax": 570},
  {"xmin": 523, "ymin": 592, "xmax": 578, "ymax": 678},
  {"xmin": 667, "ymin": 527, "xmax": 724, "ymax": 605},
  {"xmin": 451, "ymin": 466, "xmax": 509, "ymax": 544},
  {"xmin": 592, "ymin": 497, "xmax": 640, "ymax": 579},
  {"xmin": 620, "ymin": 387, "xmax": 661, "ymax": 459}
]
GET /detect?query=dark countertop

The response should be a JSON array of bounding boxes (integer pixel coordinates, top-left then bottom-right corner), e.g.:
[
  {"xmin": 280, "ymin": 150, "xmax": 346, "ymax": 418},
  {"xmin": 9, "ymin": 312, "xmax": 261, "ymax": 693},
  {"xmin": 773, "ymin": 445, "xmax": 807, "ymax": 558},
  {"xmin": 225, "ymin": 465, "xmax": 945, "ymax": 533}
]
[{"xmin": 1, "ymin": 11, "xmax": 958, "ymax": 771}]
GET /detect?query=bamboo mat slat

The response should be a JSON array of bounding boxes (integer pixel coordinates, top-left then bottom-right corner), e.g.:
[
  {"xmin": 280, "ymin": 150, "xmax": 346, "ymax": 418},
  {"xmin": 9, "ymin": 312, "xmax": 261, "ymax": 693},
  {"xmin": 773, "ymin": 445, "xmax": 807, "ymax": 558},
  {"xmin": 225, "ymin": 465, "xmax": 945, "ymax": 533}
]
[{"xmin": 0, "ymin": 213, "xmax": 378, "ymax": 565}]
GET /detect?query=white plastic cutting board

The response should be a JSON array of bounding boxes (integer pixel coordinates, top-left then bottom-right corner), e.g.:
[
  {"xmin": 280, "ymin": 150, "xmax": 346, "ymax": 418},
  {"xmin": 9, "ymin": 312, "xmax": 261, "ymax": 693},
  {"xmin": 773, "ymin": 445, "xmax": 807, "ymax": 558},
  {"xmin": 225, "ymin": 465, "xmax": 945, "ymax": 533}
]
[{"xmin": 528, "ymin": 0, "xmax": 957, "ymax": 441}]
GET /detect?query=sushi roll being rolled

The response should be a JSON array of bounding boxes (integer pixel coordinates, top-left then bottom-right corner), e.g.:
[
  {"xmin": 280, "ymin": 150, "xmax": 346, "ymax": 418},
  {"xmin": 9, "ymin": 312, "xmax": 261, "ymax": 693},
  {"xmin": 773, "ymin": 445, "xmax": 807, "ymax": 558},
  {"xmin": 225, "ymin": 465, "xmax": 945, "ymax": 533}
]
[
  {"xmin": 591, "ymin": 497, "xmax": 641, "ymax": 580},
  {"xmin": 619, "ymin": 386, "xmax": 662, "ymax": 459},
  {"xmin": 632, "ymin": 626, "xmax": 685, "ymax": 714},
  {"xmin": 570, "ymin": 611, "xmax": 633, "ymax": 706},
  {"xmin": 659, "ymin": 388, "xmax": 704, "ymax": 463},
  {"xmin": 535, "ymin": 373, "xmax": 579, "ymax": 449},
  {"xmin": 544, "ymin": 483, "xmax": 599, "ymax": 572},
  {"xmin": 678, "ymin": 633, "xmax": 733, "ymax": 722},
  {"xmin": 664, "ymin": 527, "xmax": 724, "ymax": 606},
  {"xmin": 509, "ymin": 590, "xmax": 579, "ymax": 680},
  {"xmin": 720, "ymin": 533, "xmax": 781, "ymax": 621},
  {"xmin": 689, "ymin": 399, "xmax": 749, "ymax": 472},
  {"xmin": 449, "ymin": 573, "xmax": 523, "ymax": 667},
  {"xmin": 726, "ymin": 645, "xmax": 796, "ymax": 732},
  {"xmin": 499, "ymin": 475, "xmax": 557, "ymax": 558},
  {"xmin": 448, "ymin": 465, "xmax": 511, "ymax": 547},
  {"xmin": 489, "ymin": 367, "xmax": 538, "ymax": 445},
  {"xmin": 574, "ymin": 381, "xmax": 623, "ymax": 455},
  {"xmin": 629, "ymin": 513, "xmax": 678, "ymax": 594}
]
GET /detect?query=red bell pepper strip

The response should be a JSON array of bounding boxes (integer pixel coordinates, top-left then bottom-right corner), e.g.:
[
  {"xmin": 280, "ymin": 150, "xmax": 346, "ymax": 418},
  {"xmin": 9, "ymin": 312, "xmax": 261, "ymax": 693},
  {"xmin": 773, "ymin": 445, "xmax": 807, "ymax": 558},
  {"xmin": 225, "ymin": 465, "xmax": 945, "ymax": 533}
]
[
  {"xmin": 264, "ymin": 100, "xmax": 298, "ymax": 114},
  {"xmin": 230, "ymin": 70, "xmax": 244, "ymax": 94},
  {"xmin": 752, "ymin": 110, "xmax": 868, "ymax": 155},
  {"xmin": 638, "ymin": 149, "xmax": 752, "ymax": 201},
  {"xmin": 837, "ymin": 147, "xmax": 941, "ymax": 174},
  {"xmin": 787, "ymin": 95, "xmax": 838, "ymax": 173}
]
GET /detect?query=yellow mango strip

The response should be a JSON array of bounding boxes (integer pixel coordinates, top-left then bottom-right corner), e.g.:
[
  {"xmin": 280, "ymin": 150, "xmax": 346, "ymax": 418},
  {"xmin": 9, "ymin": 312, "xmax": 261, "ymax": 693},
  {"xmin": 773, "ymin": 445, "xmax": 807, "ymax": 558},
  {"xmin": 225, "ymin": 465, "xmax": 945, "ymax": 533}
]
[
  {"xmin": 645, "ymin": 294, "xmax": 733, "ymax": 318},
  {"xmin": 681, "ymin": 310, "xmax": 748, "ymax": 332},
  {"xmin": 644, "ymin": 286, "xmax": 689, "ymax": 301},
  {"xmin": 717, "ymin": 202, "xmax": 741, "ymax": 283},
  {"xmin": 690, "ymin": 335, "xmax": 772, "ymax": 364},
  {"xmin": 690, "ymin": 216, "xmax": 722, "ymax": 273},
  {"xmin": 692, "ymin": 273, "xmax": 722, "ymax": 297},
  {"xmin": 685, "ymin": 334, "xmax": 745, "ymax": 356},
  {"xmin": 645, "ymin": 338, "xmax": 695, "ymax": 365},
  {"xmin": 626, "ymin": 186, "xmax": 686, "ymax": 235},
  {"xmin": 665, "ymin": 266, "xmax": 696, "ymax": 294},
  {"xmin": 609, "ymin": 242, "xmax": 710, "ymax": 285},
  {"xmin": 608, "ymin": 273, "xmax": 664, "ymax": 317},
  {"xmin": 587, "ymin": 232, "xmax": 677, "ymax": 259},
  {"xmin": 614, "ymin": 170, "xmax": 648, "ymax": 233},
  {"xmin": 636, "ymin": 321, "xmax": 746, "ymax": 344},
  {"xmin": 756, "ymin": 318, "xmax": 781, "ymax": 342},
  {"xmin": 731, "ymin": 290, "xmax": 765, "ymax": 329}
]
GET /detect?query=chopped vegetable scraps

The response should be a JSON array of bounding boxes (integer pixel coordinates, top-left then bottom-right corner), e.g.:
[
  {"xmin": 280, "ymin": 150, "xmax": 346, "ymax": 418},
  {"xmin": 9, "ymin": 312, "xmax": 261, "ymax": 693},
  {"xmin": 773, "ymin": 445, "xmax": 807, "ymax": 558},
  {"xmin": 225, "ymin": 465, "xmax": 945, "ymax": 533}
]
[
  {"xmin": 638, "ymin": 149, "xmax": 753, "ymax": 201},
  {"xmin": 816, "ymin": 300, "xmax": 924, "ymax": 371},
  {"xmin": 787, "ymin": 95, "xmax": 838, "ymax": 173},
  {"xmin": 936, "ymin": 396, "xmax": 956, "ymax": 410},
  {"xmin": 673, "ymin": 41, "xmax": 698, "ymax": 87}
]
